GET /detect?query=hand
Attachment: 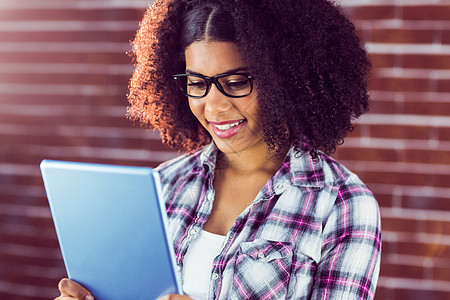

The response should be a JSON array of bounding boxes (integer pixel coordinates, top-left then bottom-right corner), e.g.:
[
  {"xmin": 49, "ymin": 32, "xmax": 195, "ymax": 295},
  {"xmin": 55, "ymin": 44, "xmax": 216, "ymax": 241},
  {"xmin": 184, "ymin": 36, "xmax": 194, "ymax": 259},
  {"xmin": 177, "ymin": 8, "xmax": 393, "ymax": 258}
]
[
  {"xmin": 54, "ymin": 278, "xmax": 94, "ymax": 300},
  {"xmin": 158, "ymin": 294, "xmax": 193, "ymax": 300}
]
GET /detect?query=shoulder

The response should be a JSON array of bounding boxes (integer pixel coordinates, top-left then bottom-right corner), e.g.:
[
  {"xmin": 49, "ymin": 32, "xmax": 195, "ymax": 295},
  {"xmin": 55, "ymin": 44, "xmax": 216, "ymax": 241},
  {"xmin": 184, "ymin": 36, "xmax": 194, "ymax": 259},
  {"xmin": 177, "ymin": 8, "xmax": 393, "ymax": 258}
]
[
  {"xmin": 289, "ymin": 146, "xmax": 379, "ymax": 219},
  {"xmin": 155, "ymin": 144, "xmax": 213, "ymax": 186},
  {"xmin": 314, "ymin": 152, "xmax": 380, "ymax": 226},
  {"xmin": 155, "ymin": 149, "xmax": 202, "ymax": 183},
  {"xmin": 289, "ymin": 145, "xmax": 369, "ymax": 192},
  {"xmin": 308, "ymin": 154, "xmax": 381, "ymax": 300},
  {"xmin": 317, "ymin": 151, "xmax": 374, "ymax": 198}
]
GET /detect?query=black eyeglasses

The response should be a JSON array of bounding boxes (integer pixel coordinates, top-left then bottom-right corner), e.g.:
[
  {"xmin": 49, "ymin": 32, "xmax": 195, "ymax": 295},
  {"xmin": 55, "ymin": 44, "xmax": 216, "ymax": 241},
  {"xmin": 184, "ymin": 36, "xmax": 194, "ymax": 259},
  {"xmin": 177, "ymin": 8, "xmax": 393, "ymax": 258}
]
[{"xmin": 173, "ymin": 73, "xmax": 254, "ymax": 98}]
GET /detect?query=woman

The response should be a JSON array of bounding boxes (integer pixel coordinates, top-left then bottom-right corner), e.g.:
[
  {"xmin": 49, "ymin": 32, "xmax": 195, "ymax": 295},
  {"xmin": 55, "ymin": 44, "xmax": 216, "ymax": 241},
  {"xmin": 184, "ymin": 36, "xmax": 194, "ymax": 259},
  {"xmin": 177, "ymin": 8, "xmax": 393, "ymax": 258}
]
[{"xmin": 56, "ymin": 0, "xmax": 381, "ymax": 299}]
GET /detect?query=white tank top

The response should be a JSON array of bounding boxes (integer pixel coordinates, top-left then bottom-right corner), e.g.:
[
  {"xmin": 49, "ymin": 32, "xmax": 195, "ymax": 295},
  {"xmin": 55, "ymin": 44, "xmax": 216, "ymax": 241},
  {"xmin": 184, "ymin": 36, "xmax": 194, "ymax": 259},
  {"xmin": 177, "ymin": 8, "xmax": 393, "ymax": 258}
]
[{"xmin": 182, "ymin": 230, "xmax": 226, "ymax": 299}]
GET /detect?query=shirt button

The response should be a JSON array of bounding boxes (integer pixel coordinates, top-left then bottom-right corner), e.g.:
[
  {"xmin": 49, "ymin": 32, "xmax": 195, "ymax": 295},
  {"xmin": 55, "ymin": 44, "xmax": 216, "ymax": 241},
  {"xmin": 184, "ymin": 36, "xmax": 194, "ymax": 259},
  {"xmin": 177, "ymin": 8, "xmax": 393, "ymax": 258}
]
[
  {"xmin": 212, "ymin": 273, "xmax": 219, "ymax": 280},
  {"xmin": 189, "ymin": 228, "xmax": 196, "ymax": 236},
  {"xmin": 207, "ymin": 192, "xmax": 214, "ymax": 201},
  {"xmin": 257, "ymin": 252, "xmax": 265, "ymax": 260}
]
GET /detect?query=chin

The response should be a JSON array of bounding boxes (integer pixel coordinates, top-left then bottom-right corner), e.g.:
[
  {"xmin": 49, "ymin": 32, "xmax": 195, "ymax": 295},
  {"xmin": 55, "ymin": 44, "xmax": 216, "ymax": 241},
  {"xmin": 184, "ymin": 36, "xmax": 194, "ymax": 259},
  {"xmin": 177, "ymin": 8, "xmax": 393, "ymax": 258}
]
[{"xmin": 213, "ymin": 135, "xmax": 265, "ymax": 156}]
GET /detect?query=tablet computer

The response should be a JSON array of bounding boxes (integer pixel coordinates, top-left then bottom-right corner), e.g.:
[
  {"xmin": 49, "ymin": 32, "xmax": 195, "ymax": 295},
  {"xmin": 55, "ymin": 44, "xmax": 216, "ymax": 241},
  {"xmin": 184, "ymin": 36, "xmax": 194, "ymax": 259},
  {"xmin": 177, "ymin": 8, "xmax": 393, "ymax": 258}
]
[{"xmin": 40, "ymin": 160, "xmax": 183, "ymax": 300}]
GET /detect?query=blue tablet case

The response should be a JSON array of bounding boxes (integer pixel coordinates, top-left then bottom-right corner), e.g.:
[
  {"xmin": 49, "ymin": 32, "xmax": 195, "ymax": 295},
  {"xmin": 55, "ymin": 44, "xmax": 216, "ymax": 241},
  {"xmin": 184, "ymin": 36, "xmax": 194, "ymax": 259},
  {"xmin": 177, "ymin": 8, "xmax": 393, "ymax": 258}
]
[{"xmin": 40, "ymin": 160, "xmax": 183, "ymax": 300}]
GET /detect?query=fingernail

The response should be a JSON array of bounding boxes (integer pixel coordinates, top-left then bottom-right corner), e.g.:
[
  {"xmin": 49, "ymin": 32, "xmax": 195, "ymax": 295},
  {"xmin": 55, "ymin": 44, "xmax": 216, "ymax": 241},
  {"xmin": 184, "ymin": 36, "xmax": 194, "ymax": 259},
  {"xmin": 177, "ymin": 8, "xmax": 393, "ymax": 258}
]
[{"xmin": 85, "ymin": 295, "xmax": 94, "ymax": 300}]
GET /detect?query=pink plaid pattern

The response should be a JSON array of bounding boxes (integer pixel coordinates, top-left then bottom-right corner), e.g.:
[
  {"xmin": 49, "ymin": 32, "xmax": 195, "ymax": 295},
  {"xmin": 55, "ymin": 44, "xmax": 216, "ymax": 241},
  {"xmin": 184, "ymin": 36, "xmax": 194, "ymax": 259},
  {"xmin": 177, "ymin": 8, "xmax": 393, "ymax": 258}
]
[{"xmin": 157, "ymin": 142, "xmax": 381, "ymax": 299}]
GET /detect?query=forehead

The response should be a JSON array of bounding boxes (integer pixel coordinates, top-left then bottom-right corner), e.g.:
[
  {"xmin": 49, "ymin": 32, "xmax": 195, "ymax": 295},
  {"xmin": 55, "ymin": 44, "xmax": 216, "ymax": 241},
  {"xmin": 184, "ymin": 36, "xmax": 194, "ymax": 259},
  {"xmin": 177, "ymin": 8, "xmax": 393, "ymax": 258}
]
[{"xmin": 184, "ymin": 41, "xmax": 247, "ymax": 76}]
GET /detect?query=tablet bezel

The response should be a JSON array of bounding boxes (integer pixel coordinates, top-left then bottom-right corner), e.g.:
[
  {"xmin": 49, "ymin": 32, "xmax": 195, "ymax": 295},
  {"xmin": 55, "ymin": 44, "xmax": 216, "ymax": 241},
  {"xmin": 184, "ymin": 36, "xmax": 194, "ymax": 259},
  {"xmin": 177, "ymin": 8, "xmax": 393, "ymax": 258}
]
[{"xmin": 40, "ymin": 159, "xmax": 183, "ymax": 299}]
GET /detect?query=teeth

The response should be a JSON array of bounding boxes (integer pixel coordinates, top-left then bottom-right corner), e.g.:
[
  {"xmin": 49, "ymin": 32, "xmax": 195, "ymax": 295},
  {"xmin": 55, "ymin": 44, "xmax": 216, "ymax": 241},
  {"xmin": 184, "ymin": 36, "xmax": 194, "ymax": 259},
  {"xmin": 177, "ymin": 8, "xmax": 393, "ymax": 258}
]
[{"xmin": 214, "ymin": 120, "xmax": 243, "ymax": 130}]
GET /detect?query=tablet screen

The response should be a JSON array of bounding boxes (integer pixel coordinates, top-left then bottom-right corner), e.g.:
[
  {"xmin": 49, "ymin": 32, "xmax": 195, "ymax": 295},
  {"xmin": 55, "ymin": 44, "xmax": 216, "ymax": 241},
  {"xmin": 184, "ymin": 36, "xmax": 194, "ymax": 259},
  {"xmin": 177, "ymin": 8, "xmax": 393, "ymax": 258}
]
[{"xmin": 40, "ymin": 160, "xmax": 182, "ymax": 299}]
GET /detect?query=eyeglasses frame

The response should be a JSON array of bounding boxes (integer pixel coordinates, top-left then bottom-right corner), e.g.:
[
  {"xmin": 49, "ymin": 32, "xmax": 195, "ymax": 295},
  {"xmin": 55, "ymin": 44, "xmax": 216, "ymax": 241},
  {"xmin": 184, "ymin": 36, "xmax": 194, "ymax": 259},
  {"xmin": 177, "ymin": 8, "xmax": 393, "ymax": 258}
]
[{"xmin": 173, "ymin": 73, "xmax": 254, "ymax": 99}]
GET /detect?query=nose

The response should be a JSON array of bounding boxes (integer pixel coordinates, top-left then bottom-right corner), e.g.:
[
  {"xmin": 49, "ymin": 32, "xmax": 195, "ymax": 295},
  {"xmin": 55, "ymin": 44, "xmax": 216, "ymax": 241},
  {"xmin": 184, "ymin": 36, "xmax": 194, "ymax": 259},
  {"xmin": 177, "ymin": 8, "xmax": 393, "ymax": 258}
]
[{"xmin": 204, "ymin": 83, "xmax": 232, "ymax": 116}]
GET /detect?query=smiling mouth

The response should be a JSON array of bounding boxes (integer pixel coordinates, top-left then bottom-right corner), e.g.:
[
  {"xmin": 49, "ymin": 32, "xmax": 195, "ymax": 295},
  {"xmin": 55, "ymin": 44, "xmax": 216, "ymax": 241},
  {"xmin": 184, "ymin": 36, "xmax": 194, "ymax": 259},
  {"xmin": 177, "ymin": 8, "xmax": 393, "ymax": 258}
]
[{"xmin": 212, "ymin": 120, "xmax": 244, "ymax": 131}]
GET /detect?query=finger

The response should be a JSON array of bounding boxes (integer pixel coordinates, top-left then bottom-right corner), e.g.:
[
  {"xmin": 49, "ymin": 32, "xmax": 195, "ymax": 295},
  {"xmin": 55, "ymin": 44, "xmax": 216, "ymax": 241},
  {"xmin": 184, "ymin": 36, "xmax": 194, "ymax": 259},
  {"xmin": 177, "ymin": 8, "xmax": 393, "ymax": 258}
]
[{"xmin": 58, "ymin": 278, "xmax": 94, "ymax": 300}]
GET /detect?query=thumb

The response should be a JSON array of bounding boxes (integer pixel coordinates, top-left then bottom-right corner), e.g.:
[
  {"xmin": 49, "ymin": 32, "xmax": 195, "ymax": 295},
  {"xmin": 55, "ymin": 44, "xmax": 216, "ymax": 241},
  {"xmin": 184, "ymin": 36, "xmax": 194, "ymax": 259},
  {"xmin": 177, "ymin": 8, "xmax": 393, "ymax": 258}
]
[{"xmin": 58, "ymin": 278, "xmax": 94, "ymax": 300}]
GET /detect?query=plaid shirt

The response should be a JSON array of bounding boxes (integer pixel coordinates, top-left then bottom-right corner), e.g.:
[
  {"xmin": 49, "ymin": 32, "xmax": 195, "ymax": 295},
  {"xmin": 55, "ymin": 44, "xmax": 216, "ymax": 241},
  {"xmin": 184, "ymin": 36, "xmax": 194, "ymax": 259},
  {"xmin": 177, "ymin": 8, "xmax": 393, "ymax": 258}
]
[{"xmin": 157, "ymin": 142, "xmax": 381, "ymax": 300}]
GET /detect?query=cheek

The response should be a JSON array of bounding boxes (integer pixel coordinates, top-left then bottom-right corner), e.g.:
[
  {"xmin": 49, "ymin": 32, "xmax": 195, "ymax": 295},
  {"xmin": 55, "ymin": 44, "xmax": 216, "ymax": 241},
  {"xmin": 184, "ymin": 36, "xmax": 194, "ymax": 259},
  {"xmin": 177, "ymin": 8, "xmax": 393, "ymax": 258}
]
[
  {"xmin": 188, "ymin": 100, "xmax": 204, "ymax": 122},
  {"xmin": 241, "ymin": 96, "xmax": 261, "ymax": 122}
]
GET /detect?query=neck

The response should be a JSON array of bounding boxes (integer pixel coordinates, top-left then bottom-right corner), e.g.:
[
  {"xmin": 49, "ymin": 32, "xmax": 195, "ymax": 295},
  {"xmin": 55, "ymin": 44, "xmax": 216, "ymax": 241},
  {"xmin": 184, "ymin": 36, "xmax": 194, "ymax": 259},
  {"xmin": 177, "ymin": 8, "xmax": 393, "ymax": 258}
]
[{"xmin": 217, "ymin": 143, "xmax": 288, "ymax": 176}]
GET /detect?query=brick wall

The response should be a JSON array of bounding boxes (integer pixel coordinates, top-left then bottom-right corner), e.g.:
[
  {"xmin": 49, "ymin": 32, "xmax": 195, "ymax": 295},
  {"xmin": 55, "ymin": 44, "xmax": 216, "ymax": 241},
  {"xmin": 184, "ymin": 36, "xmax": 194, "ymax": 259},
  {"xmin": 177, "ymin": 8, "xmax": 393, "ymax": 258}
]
[
  {"xmin": 0, "ymin": 0, "xmax": 448, "ymax": 299},
  {"xmin": 336, "ymin": 0, "xmax": 450, "ymax": 299},
  {"xmin": 0, "ymin": 1, "xmax": 161, "ymax": 299}
]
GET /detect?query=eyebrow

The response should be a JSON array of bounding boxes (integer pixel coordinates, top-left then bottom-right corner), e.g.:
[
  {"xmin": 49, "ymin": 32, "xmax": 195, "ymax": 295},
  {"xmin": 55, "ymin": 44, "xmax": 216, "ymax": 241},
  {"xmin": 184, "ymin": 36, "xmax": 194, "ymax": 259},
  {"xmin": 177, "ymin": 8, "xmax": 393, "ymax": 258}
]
[{"xmin": 185, "ymin": 67, "xmax": 249, "ymax": 76}]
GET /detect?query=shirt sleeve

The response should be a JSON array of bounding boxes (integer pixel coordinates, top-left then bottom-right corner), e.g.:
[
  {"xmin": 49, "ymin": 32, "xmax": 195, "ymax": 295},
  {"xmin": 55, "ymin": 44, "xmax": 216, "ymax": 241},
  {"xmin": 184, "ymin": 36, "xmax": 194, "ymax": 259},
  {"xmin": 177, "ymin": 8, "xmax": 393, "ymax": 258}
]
[{"xmin": 311, "ymin": 175, "xmax": 381, "ymax": 300}]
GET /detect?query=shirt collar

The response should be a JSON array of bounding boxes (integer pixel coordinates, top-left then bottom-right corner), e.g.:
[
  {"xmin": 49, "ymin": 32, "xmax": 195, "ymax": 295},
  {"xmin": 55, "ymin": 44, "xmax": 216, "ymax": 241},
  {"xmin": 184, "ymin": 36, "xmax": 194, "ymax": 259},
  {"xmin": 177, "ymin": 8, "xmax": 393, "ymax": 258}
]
[
  {"xmin": 287, "ymin": 144, "xmax": 325, "ymax": 189},
  {"xmin": 198, "ymin": 141, "xmax": 325, "ymax": 189},
  {"xmin": 199, "ymin": 142, "xmax": 218, "ymax": 172}
]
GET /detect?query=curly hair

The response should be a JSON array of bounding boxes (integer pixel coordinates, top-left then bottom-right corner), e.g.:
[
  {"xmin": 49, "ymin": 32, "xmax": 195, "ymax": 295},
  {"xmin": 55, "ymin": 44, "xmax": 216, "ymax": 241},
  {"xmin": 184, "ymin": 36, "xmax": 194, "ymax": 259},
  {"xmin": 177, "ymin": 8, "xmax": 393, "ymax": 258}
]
[{"xmin": 127, "ymin": 0, "xmax": 371, "ymax": 159}]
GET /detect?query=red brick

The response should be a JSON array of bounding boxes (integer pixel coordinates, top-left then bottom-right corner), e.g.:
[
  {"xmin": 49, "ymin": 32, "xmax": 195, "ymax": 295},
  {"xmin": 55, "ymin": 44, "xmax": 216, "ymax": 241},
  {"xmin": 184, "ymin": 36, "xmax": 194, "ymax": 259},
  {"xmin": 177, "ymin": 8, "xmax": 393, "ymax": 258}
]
[
  {"xmin": 363, "ymin": 171, "xmax": 427, "ymax": 187},
  {"xmin": 0, "ymin": 94, "xmax": 124, "ymax": 106},
  {"xmin": 402, "ymin": 54, "xmax": 450, "ymax": 70},
  {"xmin": 335, "ymin": 146, "xmax": 450, "ymax": 165},
  {"xmin": 402, "ymin": 6, "xmax": 450, "ymax": 21},
  {"xmin": 369, "ymin": 53, "xmax": 397, "ymax": 69},
  {"xmin": 0, "ymin": 192, "xmax": 49, "ymax": 208},
  {"xmin": 394, "ymin": 289, "xmax": 450, "ymax": 300},
  {"xmin": 438, "ymin": 127, "xmax": 450, "ymax": 141},
  {"xmin": 368, "ymin": 124, "xmax": 431, "ymax": 140},
  {"xmin": 0, "ymin": 192, "xmax": 47, "ymax": 206},
  {"xmin": 371, "ymin": 192, "xmax": 393, "ymax": 208},
  {"xmin": 431, "ymin": 174, "xmax": 450, "ymax": 189},
  {"xmin": 0, "ymin": 291, "xmax": 54, "ymax": 300},
  {"xmin": 396, "ymin": 240, "xmax": 450, "ymax": 257},
  {"xmin": 0, "ymin": 249, "xmax": 63, "ymax": 268},
  {"xmin": 0, "ymin": 132, "xmax": 165, "ymax": 152},
  {"xmin": 423, "ymin": 220, "xmax": 450, "ymax": 236},
  {"xmin": 1, "ymin": 132, "xmax": 74, "ymax": 148},
  {"xmin": 0, "ymin": 8, "xmax": 145, "ymax": 21},
  {"xmin": 0, "ymin": 264, "xmax": 63, "ymax": 287},
  {"xmin": 370, "ymin": 29, "xmax": 434, "ymax": 44},
  {"xmin": 382, "ymin": 217, "xmax": 420, "ymax": 233},
  {"xmin": 374, "ymin": 287, "xmax": 391, "ymax": 300},
  {"xmin": 0, "ymin": 30, "xmax": 136, "ymax": 43},
  {"xmin": 433, "ymin": 266, "xmax": 450, "ymax": 282},
  {"xmin": 334, "ymin": 147, "xmax": 398, "ymax": 162},
  {"xmin": 381, "ymin": 240, "xmax": 395, "ymax": 256},
  {"xmin": 380, "ymin": 262, "xmax": 425, "ymax": 279},
  {"xmin": 437, "ymin": 79, "xmax": 450, "ymax": 93},
  {"xmin": 403, "ymin": 102, "xmax": 450, "ymax": 116},
  {"xmin": 354, "ymin": 27, "xmax": 367, "ymax": 43},
  {"xmin": 0, "ymin": 52, "xmax": 131, "ymax": 64},
  {"xmin": 369, "ymin": 100, "xmax": 399, "ymax": 114},
  {"xmin": 0, "ymin": 174, "xmax": 39, "ymax": 186},
  {"xmin": 443, "ymin": 30, "xmax": 450, "ymax": 44},
  {"xmin": 346, "ymin": 123, "xmax": 365, "ymax": 138},
  {"xmin": 343, "ymin": 6, "xmax": 396, "ymax": 20},
  {"xmin": 0, "ymin": 232, "xmax": 59, "ymax": 248},
  {"xmin": 0, "ymin": 214, "xmax": 54, "ymax": 230},
  {"xmin": 86, "ymin": 136, "xmax": 165, "ymax": 150},
  {"xmin": 401, "ymin": 148, "xmax": 450, "ymax": 164},
  {"xmin": 369, "ymin": 76, "xmax": 431, "ymax": 93},
  {"xmin": 403, "ymin": 195, "xmax": 450, "ymax": 212},
  {"xmin": 0, "ymin": 73, "xmax": 130, "ymax": 86},
  {"xmin": 0, "ymin": 112, "xmax": 131, "ymax": 128},
  {"xmin": 0, "ymin": 143, "xmax": 166, "ymax": 168}
]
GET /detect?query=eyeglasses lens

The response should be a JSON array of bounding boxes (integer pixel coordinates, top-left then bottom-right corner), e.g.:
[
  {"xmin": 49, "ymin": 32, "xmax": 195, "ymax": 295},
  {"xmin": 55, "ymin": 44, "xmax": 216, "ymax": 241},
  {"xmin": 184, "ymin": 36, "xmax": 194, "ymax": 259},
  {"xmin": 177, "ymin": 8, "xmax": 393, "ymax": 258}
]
[{"xmin": 180, "ymin": 74, "xmax": 251, "ymax": 98}]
